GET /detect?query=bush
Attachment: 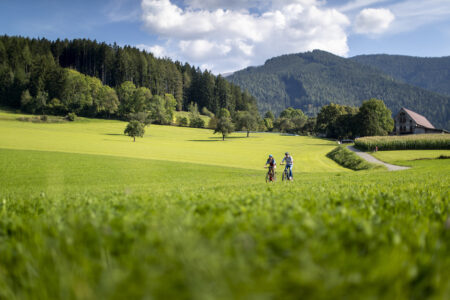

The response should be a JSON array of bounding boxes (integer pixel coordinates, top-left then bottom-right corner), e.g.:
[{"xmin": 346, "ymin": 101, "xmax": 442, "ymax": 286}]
[
  {"xmin": 177, "ymin": 116, "xmax": 189, "ymax": 127},
  {"xmin": 355, "ymin": 134, "xmax": 450, "ymax": 151},
  {"xmin": 327, "ymin": 146, "xmax": 374, "ymax": 170},
  {"xmin": 40, "ymin": 115, "xmax": 48, "ymax": 122},
  {"xmin": 208, "ymin": 117, "xmax": 218, "ymax": 129},
  {"xmin": 66, "ymin": 112, "xmax": 77, "ymax": 121},
  {"xmin": 201, "ymin": 107, "xmax": 215, "ymax": 118},
  {"xmin": 190, "ymin": 116, "xmax": 205, "ymax": 128}
]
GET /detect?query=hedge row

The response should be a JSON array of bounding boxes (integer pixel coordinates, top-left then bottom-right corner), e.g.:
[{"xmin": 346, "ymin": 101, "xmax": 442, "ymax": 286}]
[
  {"xmin": 355, "ymin": 134, "xmax": 450, "ymax": 151},
  {"xmin": 327, "ymin": 146, "xmax": 374, "ymax": 171}
]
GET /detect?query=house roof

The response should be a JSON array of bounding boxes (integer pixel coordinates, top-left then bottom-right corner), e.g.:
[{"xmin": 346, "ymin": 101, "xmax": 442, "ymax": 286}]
[{"xmin": 401, "ymin": 107, "xmax": 435, "ymax": 129}]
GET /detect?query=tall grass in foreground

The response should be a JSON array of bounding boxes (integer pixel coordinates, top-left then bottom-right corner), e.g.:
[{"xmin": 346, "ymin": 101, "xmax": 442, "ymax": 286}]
[
  {"xmin": 355, "ymin": 134, "xmax": 450, "ymax": 151},
  {"xmin": 1, "ymin": 149, "xmax": 449, "ymax": 299}
]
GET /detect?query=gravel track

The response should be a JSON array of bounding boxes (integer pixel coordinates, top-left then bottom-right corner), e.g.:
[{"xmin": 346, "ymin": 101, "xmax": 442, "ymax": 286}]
[{"xmin": 347, "ymin": 146, "xmax": 410, "ymax": 171}]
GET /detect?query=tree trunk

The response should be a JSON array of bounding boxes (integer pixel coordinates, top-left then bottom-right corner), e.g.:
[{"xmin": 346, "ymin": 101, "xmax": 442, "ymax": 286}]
[
  {"xmin": 133, "ymin": 136, "xmax": 135, "ymax": 142},
  {"xmin": 222, "ymin": 134, "xmax": 225, "ymax": 141},
  {"xmin": 247, "ymin": 130, "xmax": 250, "ymax": 137}
]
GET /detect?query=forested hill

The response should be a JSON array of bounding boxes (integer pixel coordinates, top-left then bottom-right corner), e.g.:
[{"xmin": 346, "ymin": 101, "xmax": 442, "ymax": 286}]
[
  {"xmin": 0, "ymin": 35, "xmax": 257, "ymax": 118},
  {"xmin": 351, "ymin": 54, "xmax": 450, "ymax": 96},
  {"xmin": 227, "ymin": 50, "xmax": 449, "ymax": 130}
]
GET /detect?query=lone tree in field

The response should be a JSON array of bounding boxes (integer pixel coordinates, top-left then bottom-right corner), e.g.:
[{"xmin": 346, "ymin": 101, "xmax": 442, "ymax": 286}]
[
  {"xmin": 214, "ymin": 108, "xmax": 234, "ymax": 141},
  {"xmin": 124, "ymin": 120, "xmax": 145, "ymax": 142},
  {"xmin": 236, "ymin": 110, "xmax": 258, "ymax": 137},
  {"xmin": 357, "ymin": 99, "xmax": 394, "ymax": 136}
]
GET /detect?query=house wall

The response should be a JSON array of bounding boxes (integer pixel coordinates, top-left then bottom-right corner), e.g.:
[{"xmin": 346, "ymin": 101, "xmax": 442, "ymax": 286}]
[{"xmin": 393, "ymin": 110, "xmax": 416, "ymax": 134}]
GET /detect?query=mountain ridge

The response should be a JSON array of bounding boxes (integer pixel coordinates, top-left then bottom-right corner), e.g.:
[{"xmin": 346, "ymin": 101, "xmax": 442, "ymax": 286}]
[{"xmin": 227, "ymin": 50, "xmax": 449, "ymax": 129}]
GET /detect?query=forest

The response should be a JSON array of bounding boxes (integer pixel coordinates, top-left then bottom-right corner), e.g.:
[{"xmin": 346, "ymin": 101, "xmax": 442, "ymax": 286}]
[
  {"xmin": 351, "ymin": 54, "xmax": 450, "ymax": 97},
  {"xmin": 0, "ymin": 35, "xmax": 258, "ymax": 120},
  {"xmin": 227, "ymin": 50, "xmax": 449, "ymax": 130}
]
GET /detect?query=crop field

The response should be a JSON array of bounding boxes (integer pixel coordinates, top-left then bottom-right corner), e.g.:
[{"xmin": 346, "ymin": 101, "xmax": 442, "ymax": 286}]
[
  {"xmin": 0, "ymin": 110, "xmax": 449, "ymax": 299},
  {"xmin": 355, "ymin": 134, "xmax": 450, "ymax": 151}
]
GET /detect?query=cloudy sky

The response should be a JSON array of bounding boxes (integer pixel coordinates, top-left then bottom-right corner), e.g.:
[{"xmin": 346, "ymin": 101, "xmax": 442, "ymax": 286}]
[{"xmin": 1, "ymin": 0, "xmax": 450, "ymax": 73}]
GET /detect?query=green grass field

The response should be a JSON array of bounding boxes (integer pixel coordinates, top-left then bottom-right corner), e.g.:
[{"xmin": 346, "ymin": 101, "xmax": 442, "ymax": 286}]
[{"xmin": 0, "ymin": 110, "xmax": 449, "ymax": 299}]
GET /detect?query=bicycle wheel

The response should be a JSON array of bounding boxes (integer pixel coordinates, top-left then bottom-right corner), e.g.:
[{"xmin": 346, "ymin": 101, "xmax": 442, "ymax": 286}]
[
  {"xmin": 282, "ymin": 170, "xmax": 287, "ymax": 181},
  {"xmin": 265, "ymin": 172, "xmax": 270, "ymax": 183}
]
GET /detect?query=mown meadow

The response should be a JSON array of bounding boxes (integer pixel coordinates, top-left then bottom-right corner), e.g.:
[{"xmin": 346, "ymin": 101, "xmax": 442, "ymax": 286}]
[{"xmin": 0, "ymin": 110, "xmax": 449, "ymax": 299}]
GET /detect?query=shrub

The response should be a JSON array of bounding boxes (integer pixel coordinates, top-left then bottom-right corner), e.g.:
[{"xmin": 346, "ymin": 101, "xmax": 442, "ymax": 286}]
[
  {"xmin": 327, "ymin": 146, "xmax": 374, "ymax": 170},
  {"xmin": 201, "ymin": 107, "xmax": 215, "ymax": 118},
  {"xmin": 40, "ymin": 115, "xmax": 48, "ymax": 122},
  {"xmin": 190, "ymin": 116, "xmax": 205, "ymax": 128},
  {"xmin": 177, "ymin": 116, "xmax": 189, "ymax": 127},
  {"xmin": 66, "ymin": 112, "xmax": 77, "ymax": 122},
  {"xmin": 355, "ymin": 134, "xmax": 450, "ymax": 151}
]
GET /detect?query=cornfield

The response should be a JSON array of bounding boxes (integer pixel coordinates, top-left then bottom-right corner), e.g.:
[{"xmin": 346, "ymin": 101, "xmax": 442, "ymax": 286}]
[{"xmin": 355, "ymin": 134, "xmax": 450, "ymax": 151}]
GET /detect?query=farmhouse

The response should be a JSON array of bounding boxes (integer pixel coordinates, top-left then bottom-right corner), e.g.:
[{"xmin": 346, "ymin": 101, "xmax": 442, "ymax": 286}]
[{"xmin": 392, "ymin": 107, "xmax": 446, "ymax": 135}]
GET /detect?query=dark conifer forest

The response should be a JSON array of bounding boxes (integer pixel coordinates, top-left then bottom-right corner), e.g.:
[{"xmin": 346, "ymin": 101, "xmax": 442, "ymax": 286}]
[
  {"xmin": 0, "ymin": 35, "xmax": 258, "ymax": 119},
  {"xmin": 227, "ymin": 50, "xmax": 449, "ymax": 130}
]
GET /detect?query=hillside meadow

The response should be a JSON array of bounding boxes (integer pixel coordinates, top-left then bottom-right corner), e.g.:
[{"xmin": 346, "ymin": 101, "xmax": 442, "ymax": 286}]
[{"xmin": 0, "ymin": 110, "xmax": 449, "ymax": 299}]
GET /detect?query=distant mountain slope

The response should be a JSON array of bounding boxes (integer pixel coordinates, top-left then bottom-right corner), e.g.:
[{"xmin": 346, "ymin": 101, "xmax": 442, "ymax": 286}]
[
  {"xmin": 351, "ymin": 54, "xmax": 450, "ymax": 96},
  {"xmin": 227, "ymin": 50, "xmax": 449, "ymax": 129}
]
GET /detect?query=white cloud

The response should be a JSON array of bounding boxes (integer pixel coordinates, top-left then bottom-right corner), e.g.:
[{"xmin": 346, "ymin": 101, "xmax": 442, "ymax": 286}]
[
  {"xmin": 139, "ymin": 0, "xmax": 350, "ymax": 73},
  {"xmin": 338, "ymin": 0, "xmax": 391, "ymax": 13},
  {"xmin": 104, "ymin": 0, "xmax": 140, "ymax": 22},
  {"xmin": 388, "ymin": 0, "xmax": 450, "ymax": 33},
  {"xmin": 354, "ymin": 8, "xmax": 395, "ymax": 34}
]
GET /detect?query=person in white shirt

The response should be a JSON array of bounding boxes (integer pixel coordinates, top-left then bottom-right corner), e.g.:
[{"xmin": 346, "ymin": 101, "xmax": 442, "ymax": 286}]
[{"xmin": 281, "ymin": 152, "xmax": 294, "ymax": 180}]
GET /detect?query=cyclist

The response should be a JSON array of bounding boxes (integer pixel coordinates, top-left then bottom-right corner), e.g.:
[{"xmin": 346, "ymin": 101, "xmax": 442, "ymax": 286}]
[
  {"xmin": 265, "ymin": 154, "xmax": 276, "ymax": 181},
  {"xmin": 281, "ymin": 152, "xmax": 294, "ymax": 180}
]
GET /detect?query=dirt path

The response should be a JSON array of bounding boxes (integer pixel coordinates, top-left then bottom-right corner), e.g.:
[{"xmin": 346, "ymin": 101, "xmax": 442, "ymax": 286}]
[{"xmin": 347, "ymin": 146, "xmax": 410, "ymax": 171}]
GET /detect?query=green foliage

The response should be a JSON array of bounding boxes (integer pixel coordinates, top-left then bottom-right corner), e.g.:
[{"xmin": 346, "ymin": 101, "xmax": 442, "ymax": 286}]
[
  {"xmin": 274, "ymin": 107, "xmax": 307, "ymax": 133},
  {"xmin": 236, "ymin": 110, "xmax": 259, "ymax": 137},
  {"xmin": 264, "ymin": 110, "xmax": 275, "ymax": 120},
  {"xmin": 177, "ymin": 116, "xmax": 189, "ymax": 127},
  {"xmin": 0, "ymin": 35, "xmax": 257, "ymax": 121},
  {"xmin": 264, "ymin": 118, "xmax": 274, "ymax": 131},
  {"xmin": 228, "ymin": 50, "xmax": 449, "ymax": 130},
  {"xmin": 149, "ymin": 95, "xmax": 174, "ymax": 125},
  {"xmin": 214, "ymin": 108, "xmax": 234, "ymax": 140},
  {"xmin": 327, "ymin": 146, "xmax": 374, "ymax": 170},
  {"xmin": 355, "ymin": 134, "xmax": 450, "ymax": 151},
  {"xmin": 317, "ymin": 104, "xmax": 359, "ymax": 138},
  {"xmin": 351, "ymin": 54, "xmax": 450, "ymax": 97},
  {"xmin": 190, "ymin": 116, "xmax": 205, "ymax": 128},
  {"xmin": 358, "ymin": 99, "xmax": 394, "ymax": 137},
  {"xmin": 124, "ymin": 120, "xmax": 145, "ymax": 142},
  {"xmin": 201, "ymin": 106, "xmax": 214, "ymax": 118},
  {"xmin": 128, "ymin": 111, "xmax": 152, "ymax": 126},
  {"xmin": 66, "ymin": 112, "xmax": 76, "ymax": 121}
]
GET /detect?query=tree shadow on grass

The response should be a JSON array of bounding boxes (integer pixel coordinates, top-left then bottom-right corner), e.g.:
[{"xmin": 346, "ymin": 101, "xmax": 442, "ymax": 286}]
[
  {"xmin": 105, "ymin": 133, "xmax": 123, "ymax": 136},
  {"xmin": 188, "ymin": 136, "xmax": 249, "ymax": 142},
  {"xmin": 188, "ymin": 140, "xmax": 221, "ymax": 142}
]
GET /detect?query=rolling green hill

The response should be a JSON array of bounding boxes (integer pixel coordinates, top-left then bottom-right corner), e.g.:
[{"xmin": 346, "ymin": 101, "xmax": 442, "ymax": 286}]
[
  {"xmin": 227, "ymin": 50, "xmax": 450, "ymax": 130},
  {"xmin": 351, "ymin": 54, "xmax": 450, "ymax": 96},
  {"xmin": 1, "ymin": 110, "xmax": 449, "ymax": 298}
]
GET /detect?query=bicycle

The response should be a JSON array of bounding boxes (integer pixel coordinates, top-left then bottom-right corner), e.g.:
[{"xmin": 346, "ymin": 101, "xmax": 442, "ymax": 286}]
[
  {"xmin": 280, "ymin": 164, "xmax": 293, "ymax": 181},
  {"xmin": 265, "ymin": 166, "xmax": 276, "ymax": 183}
]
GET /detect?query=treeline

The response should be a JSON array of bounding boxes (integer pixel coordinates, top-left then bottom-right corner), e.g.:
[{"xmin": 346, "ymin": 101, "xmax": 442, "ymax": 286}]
[
  {"xmin": 0, "ymin": 35, "xmax": 258, "ymax": 119},
  {"xmin": 262, "ymin": 99, "xmax": 394, "ymax": 138}
]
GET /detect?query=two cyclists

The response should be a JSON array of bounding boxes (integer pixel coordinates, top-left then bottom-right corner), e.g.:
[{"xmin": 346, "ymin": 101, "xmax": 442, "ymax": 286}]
[{"xmin": 265, "ymin": 152, "xmax": 294, "ymax": 182}]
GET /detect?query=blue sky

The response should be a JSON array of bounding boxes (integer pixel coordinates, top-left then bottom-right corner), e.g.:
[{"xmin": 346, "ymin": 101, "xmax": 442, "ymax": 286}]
[{"xmin": 1, "ymin": 0, "xmax": 449, "ymax": 73}]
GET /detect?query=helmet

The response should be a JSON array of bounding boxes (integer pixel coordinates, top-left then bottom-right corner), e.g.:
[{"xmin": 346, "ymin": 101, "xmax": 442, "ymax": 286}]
[
  {"xmin": 269, "ymin": 154, "xmax": 273, "ymax": 158},
  {"xmin": 285, "ymin": 152, "xmax": 289, "ymax": 155}
]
